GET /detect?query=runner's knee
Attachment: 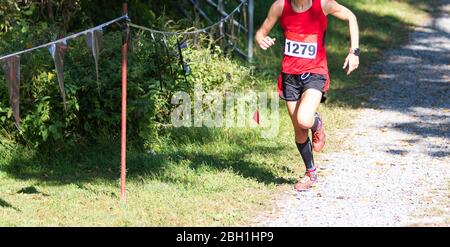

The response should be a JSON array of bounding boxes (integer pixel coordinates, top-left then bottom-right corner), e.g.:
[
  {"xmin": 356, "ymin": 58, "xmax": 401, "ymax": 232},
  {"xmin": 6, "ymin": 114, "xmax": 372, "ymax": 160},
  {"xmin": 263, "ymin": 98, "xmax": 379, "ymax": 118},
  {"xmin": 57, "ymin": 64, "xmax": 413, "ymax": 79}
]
[{"xmin": 297, "ymin": 117, "xmax": 314, "ymax": 130}]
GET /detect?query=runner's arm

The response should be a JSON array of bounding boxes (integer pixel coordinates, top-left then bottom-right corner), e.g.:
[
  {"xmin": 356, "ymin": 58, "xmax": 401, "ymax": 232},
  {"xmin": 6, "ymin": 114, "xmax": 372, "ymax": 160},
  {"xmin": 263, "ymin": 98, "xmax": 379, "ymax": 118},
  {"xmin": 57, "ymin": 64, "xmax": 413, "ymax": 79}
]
[
  {"xmin": 323, "ymin": 0, "xmax": 360, "ymax": 75},
  {"xmin": 255, "ymin": 0, "xmax": 283, "ymax": 50}
]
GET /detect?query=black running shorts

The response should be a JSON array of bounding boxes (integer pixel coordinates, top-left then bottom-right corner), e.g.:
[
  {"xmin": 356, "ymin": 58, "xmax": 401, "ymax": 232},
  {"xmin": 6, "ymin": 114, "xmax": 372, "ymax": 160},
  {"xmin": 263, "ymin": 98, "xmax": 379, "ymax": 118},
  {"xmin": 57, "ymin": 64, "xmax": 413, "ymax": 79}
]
[{"xmin": 278, "ymin": 72, "xmax": 327, "ymax": 103}]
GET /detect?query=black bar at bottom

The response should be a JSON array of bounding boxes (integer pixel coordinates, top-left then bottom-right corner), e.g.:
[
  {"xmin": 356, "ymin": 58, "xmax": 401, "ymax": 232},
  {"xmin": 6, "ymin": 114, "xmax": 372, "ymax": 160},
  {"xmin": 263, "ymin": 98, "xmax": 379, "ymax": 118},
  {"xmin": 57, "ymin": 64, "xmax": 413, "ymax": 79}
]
[{"xmin": 0, "ymin": 227, "xmax": 447, "ymax": 246}]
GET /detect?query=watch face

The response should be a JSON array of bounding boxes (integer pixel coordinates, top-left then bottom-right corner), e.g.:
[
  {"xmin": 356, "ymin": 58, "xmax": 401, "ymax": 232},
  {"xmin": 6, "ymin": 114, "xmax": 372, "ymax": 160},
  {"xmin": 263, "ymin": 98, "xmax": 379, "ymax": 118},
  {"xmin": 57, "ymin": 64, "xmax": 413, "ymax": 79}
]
[{"xmin": 354, "ymin": 48, "xmax": 361, "ymax": 56}]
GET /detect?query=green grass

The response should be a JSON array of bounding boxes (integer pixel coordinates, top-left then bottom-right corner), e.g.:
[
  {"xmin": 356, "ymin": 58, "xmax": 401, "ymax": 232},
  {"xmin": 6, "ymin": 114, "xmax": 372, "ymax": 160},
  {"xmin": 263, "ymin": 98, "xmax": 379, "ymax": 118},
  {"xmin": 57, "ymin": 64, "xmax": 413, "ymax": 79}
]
[
  {"xmin": 0, "ymin": 0, "xmax": 429, "ymax": 226},
  {"xmin": 0, "ymin": 126, "xmax": 297, "ymax": 226}
]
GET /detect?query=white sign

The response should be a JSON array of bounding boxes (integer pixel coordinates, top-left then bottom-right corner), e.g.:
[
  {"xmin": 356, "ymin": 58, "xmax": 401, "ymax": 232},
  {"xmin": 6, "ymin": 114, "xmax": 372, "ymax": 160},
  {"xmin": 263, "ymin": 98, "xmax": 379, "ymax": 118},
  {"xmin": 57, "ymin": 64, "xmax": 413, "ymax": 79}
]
[{"xmin": 284, "ymin": 38, "xmax": 317, "ymax": 59}]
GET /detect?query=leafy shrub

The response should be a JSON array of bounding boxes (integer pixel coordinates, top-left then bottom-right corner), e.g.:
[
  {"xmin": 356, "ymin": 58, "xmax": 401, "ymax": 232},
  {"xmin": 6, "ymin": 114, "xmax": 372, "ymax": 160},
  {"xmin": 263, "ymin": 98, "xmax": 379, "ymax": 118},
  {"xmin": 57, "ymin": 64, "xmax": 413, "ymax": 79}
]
[
  {"xmin": 0, "ymin": 1, "xmax": 258, "ymax": 150},
  {"xmin": 0, "ymin": 28, "xmax": 258, "ymax": 149}
]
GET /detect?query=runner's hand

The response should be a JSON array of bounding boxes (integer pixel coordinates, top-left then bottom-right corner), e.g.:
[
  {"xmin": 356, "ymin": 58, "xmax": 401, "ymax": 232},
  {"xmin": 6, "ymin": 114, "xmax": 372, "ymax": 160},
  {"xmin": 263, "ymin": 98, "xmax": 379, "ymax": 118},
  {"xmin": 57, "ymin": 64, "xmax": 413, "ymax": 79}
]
[
  {"xmin": 257, "ymin": 36, "xmax": 276, "ymax": 50},
  {"xmin": 343, "ymin": 53, "xmax": 359, "ymax": 75}
]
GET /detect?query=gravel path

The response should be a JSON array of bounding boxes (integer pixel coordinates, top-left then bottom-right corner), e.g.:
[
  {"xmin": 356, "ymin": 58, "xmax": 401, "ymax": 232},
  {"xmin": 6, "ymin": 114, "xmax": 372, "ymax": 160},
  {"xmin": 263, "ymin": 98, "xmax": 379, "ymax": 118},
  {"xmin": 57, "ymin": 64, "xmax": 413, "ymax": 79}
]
[{"xmin": 254, "ymin": 3, "xmax": 450, "ymax": 227}]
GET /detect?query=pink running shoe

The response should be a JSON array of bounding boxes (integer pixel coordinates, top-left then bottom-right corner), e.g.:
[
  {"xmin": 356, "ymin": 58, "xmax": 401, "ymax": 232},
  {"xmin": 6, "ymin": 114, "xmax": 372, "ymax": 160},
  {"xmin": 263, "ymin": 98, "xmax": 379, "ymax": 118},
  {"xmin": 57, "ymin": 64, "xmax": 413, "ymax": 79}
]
[
  {"xmin": 312, "ymin": 113, "xmax": 326, "ymax": 152},
  {"xmin": 294, "ymin": 170, "xmax": 318, "ymax": 192}
]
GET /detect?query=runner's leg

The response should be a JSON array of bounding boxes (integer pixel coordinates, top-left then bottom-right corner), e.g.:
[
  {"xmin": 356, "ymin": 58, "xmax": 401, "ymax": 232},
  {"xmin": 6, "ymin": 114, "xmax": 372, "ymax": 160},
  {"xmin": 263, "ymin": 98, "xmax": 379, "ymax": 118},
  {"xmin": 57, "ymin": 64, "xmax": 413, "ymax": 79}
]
[
  {"xmin": 287, "ymin": 88, "xmax": 321, "ymax": 167},
  {"xmin": 287, "ymin": 89, "xmax": 323, "ymax": 191}
]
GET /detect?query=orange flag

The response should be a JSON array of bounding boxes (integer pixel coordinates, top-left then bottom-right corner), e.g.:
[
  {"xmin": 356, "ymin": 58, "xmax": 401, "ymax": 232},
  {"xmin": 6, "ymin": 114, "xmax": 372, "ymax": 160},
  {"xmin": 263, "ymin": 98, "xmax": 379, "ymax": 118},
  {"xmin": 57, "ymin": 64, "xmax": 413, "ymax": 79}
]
[{"xmin": 253, "ymin": 110, "xmax": 260, "ymax": 125}]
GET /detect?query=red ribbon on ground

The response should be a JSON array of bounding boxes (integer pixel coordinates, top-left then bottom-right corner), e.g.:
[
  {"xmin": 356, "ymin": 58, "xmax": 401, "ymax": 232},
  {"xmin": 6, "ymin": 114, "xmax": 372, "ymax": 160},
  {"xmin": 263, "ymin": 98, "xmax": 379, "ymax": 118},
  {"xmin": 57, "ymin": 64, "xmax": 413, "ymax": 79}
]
[{"xmin": 253, "ymin": 110, "xmax": 260, "ymax": 125}]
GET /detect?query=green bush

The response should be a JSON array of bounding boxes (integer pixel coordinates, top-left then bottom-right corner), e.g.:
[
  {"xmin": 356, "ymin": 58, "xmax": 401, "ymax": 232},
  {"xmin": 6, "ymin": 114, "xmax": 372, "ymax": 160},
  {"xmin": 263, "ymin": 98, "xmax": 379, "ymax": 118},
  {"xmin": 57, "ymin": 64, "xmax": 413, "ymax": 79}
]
[
  {"xmin": 0, "ymin": 0, "xmax": 257, "ymax": 149},
  {"xmin": 0, "ymin": 30, "xmax": 258, "ymax": 150}
]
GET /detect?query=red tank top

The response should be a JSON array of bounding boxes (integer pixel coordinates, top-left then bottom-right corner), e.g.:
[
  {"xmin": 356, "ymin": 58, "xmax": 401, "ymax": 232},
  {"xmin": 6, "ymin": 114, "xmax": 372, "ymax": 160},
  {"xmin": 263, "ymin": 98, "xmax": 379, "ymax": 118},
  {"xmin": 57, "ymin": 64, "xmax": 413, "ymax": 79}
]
[{"xmin": 280, "ymin": 0, "xmax": 330, "ymax": 91}]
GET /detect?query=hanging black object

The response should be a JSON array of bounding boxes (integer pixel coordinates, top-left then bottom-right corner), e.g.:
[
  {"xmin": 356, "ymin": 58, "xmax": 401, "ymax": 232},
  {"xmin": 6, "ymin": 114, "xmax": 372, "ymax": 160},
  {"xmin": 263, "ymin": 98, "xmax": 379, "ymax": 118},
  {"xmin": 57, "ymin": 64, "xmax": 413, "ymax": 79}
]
[
  {"xmin": 150, "ymin": 33, "xmax": 164, "ymax": 91},
  {"xmin": 49, "ymin": 41, "xmax": 68, "ymax": 111},
  {"xmin": 86, "ymin": 29, "xmax": 103, "ymax": 91},
  {"xmin": 179, "ymin": 40, "xmax": 188, "ymax": 49},
  {"xmin": 177, "ymin": 39, "xmax": 191, "ymax": 76},
  {"xmin": 1, "ymin": 55, "xmax": 21, "ymax": 127},
  {"xmin": 162, "ymin": 35, "xmax": 176, "ymax": 90}
]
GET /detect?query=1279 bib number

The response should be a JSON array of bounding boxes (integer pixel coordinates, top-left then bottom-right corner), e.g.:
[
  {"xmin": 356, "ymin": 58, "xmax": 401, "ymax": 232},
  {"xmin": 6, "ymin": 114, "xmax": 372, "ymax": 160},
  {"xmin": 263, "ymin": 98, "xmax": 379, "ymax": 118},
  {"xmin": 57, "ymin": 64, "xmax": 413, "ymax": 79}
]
[{"xmin": 285, "ymin": 39, "xmax": 317, "ymax": 59}]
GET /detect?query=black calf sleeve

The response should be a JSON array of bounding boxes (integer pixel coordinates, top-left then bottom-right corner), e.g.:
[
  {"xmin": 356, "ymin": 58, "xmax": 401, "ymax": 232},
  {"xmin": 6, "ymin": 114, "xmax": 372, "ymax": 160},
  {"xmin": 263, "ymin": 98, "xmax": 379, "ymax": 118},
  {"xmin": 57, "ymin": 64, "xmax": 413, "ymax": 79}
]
[
  {"xmin": 311, "ymin": 114, "xmax": 320, "ymax": 132},
  {"xmin": 296, "ymin": 138, "xmax": 315, "ymax": 171}
]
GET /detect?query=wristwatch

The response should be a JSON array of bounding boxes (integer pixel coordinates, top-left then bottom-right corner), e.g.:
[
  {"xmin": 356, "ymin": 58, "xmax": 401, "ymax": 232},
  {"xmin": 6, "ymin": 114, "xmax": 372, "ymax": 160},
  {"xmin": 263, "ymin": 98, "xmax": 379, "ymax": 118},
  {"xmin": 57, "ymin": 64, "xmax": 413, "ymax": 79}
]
[{"xmin": 350, "ymin": 48, "xmax": 361, "ymax": 56}]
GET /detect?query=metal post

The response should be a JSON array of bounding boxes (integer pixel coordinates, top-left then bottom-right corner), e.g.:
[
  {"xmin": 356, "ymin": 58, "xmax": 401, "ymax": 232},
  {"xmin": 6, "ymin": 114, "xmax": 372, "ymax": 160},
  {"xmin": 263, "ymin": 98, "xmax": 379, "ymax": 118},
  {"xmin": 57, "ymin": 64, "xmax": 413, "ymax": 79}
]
[
  {"xmin": 120, "ymin": 2, "xmax": 129, "ymax": 202},
  {"xmin": 218, "ymin": 0, "xmax": 225, "ymax": 47},
  {"xmin": 247, "ymin": 0, "xmax": 254, "ymax": 62}
]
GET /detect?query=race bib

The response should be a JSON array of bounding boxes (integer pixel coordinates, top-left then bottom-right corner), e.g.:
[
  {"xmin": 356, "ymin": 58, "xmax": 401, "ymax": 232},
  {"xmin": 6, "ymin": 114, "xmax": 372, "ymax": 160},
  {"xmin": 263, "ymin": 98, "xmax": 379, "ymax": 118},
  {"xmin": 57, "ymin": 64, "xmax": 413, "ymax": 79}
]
[{"xmin": 284, "ymin": 32, "xmax": 318, "ymax": 59}]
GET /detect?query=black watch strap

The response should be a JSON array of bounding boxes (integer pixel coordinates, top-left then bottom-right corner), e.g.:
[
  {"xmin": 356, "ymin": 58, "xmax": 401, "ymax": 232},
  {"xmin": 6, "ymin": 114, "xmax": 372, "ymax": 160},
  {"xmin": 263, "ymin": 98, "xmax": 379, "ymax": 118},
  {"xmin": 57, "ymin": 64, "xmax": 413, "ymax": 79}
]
[{"xmin": 351, "ymin": 48, "xmax": 361, "ymax": 56}]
